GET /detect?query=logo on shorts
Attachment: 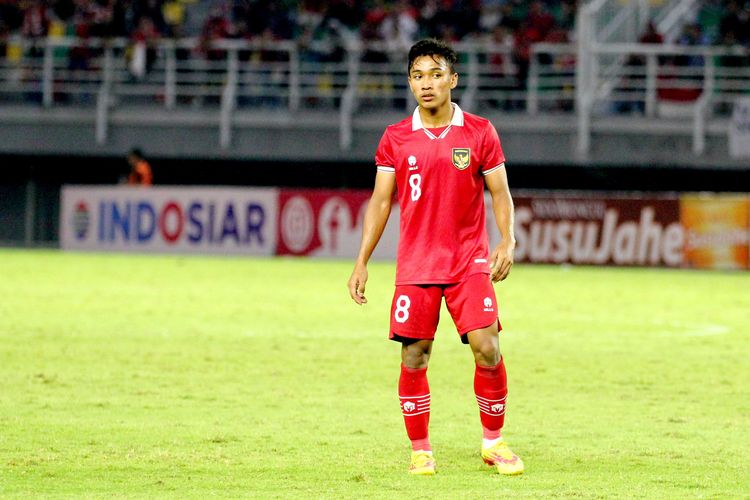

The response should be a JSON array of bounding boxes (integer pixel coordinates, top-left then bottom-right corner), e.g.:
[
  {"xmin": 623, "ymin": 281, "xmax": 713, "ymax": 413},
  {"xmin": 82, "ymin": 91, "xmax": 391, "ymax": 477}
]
[
  {"xmin": 491, "ymin": 403, "xmax": 505, "ymax": 413},
  {"xmin": 483, "ymin": 297, "xmax": 494, "ymax": 312},
  {"xmin": 402, "ymin": 401, "xmax": 416, "ymax": 412},
  {"xmin": 452, "ymin": 148, "xmax": 470, "ymax": 170}
]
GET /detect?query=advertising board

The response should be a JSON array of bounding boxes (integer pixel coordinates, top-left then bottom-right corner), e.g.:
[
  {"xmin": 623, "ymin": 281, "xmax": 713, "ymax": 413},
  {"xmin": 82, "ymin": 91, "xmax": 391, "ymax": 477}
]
[
  {"xmin": 490, "ymin": 194, "xmax": 683, "ymax": 267},
  {"xmin": 276, "ymin": 189, "xmax": 399, "ymax": 259},
  {"xmin": 680, "ymin": 194, "xmax": 749, "ymax": 270},
  {"xmin": 60, "ymin": 186, "xmax": 278, "ymax": 255}
]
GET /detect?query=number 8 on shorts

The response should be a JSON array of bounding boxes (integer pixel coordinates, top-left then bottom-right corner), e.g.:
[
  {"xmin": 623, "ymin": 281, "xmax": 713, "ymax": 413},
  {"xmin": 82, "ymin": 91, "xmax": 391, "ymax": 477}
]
[{"xmin": 394, "ymin": 295, "xmax": 411, "ymax": 323}]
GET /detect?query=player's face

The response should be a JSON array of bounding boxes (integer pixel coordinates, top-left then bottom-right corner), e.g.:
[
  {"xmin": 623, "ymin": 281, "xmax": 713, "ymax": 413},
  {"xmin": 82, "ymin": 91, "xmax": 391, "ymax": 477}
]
[{"xmin": 408, "ymin": 55, "xmax": 458, "ymax": 110}]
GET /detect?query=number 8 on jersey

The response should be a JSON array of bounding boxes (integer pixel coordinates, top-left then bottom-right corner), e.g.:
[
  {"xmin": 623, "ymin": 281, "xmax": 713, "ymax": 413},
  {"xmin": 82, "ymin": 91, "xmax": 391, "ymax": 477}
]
[{"xmin": 409, "ymin": 174, "xmax": 421, "ymax": 201}]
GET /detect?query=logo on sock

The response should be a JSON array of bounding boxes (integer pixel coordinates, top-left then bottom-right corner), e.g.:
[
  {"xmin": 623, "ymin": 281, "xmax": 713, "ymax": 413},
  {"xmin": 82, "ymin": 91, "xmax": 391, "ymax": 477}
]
[
  {"xmin": 402, "ymin": 401, "xmax": 416, "ymax": 412},
  {"xmin": 491, "ymin": 403, "xmax": 505, "ymax": 413}
]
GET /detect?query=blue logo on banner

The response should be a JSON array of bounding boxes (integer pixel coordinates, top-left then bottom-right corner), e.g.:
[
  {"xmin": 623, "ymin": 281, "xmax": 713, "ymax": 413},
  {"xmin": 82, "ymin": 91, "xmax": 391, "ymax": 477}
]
[
  {"xmin": 96, "ymin": 199, "xmax": 267, "ymax": 246},
  {"xmin": 73, "ymin": 201, "xmax": 90, "ymax": 240}
]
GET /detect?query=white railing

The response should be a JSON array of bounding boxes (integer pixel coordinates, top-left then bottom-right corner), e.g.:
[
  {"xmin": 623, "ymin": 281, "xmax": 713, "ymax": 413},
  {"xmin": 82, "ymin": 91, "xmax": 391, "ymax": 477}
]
[
  {"xmin": 0, "ymin": 35, "xmax": 748, "ymax": 154},
  {"xmin": 586, "ymin": 42, "xmax": 750, "ymax": 154}
]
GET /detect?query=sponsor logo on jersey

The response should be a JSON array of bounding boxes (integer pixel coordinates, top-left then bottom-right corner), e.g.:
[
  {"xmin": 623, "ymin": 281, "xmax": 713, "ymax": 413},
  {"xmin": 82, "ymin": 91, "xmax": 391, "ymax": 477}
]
[
  {"xmin": 483, "ymin": 296, "xmax": 494, "ymax": 312},
  {"xmin": 408, "ymin": 155, "xmax": 419, "ymax": 171},
  {"xmin": 452, "ymin": 148, "xmax": 470, "ymax": 170}
]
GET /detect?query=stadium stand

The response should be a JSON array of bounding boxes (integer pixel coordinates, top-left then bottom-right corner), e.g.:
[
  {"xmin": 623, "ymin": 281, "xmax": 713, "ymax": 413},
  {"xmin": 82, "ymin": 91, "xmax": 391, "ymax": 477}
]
[
  {"xmin": 0, "ymin": 0, "xmax": 747, "ymax": 163},
  {"xmin": 1, "ymin": 0, "xmax": 749, "ymax": 246}
]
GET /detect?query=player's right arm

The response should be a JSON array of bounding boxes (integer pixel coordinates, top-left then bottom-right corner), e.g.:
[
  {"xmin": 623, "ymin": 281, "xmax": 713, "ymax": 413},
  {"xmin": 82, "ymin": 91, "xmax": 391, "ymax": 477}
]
[{"xmin": 348, "ymin": 171, "xmax": 396, "ymax": 305}]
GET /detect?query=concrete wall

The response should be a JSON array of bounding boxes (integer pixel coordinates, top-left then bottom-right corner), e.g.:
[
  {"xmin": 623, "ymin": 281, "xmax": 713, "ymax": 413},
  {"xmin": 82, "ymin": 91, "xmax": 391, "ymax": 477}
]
[{"xmin": 1, "ymin": 106, "xmax": 747, "ymax": 169}]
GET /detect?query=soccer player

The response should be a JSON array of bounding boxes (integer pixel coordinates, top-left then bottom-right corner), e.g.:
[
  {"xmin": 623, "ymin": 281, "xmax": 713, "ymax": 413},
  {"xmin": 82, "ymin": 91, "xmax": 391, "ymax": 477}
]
[{"xmin": 347, "ymin": 39, "xmax": 523, "ymax": 476}]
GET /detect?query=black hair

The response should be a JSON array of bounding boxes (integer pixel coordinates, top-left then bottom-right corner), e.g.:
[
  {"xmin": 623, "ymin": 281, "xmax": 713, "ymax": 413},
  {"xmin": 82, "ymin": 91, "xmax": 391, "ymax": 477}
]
[
  {"xmin": 129, "ymin": 148, "xmax": 144, "ymax": 159},
  {"xmin": 407, "ymin": 39, "xmax": 457, "ymax": 75}
]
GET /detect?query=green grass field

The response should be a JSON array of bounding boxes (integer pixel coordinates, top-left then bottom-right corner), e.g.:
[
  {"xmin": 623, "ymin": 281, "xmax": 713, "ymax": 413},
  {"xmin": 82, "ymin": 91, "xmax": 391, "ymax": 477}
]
[{"xmin": 0, "ymin": 249, "xmax": 748, "ymax": 498}]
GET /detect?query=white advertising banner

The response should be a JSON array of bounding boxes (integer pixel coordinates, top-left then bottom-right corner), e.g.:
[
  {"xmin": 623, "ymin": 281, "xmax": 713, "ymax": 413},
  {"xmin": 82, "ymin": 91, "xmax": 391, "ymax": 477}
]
[
  {"xmin": 60, "ymin": 186, "xmax": 278, "ymax": 255},
  {"xmin": 276, "ymin": 189, "xmax": 399, "ymax": 259},
  {"xmin": 729, "ymin": 97, "xmax": 750, "ymax": 158}
]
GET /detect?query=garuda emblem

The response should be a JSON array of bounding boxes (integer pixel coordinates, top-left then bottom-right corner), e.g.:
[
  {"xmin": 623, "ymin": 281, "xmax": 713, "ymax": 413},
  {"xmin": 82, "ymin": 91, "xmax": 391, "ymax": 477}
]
[{"xmin": 452, "ymin": 148, "xmax": 470, "ymax": 170}]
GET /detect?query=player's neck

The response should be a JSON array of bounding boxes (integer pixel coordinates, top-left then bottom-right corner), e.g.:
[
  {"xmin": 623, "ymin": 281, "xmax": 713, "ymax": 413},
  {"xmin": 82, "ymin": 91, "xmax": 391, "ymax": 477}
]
[{"xmin": 418, "ymin": 102, "xmax": 454, "ymax": 128}]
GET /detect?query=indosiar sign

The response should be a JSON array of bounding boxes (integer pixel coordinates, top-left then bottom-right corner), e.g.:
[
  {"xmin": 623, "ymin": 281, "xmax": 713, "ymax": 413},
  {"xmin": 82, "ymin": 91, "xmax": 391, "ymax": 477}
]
[{"xmin": 60, "ymin": 186, "xmax": 278, "ymax": 255}]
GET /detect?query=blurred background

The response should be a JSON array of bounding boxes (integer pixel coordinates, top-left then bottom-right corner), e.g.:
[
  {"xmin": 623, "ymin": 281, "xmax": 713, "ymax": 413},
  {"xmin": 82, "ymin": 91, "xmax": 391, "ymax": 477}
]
[{"xmin": 0, "ymin": 0, "xmax": 749, "ymax": 269}]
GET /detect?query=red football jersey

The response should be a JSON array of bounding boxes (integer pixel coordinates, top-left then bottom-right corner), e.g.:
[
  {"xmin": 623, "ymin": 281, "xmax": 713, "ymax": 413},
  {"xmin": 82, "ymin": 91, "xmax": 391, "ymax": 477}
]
[{"xmin": 375, "ymin": 104, "xmax": 506, "ymax": 285}]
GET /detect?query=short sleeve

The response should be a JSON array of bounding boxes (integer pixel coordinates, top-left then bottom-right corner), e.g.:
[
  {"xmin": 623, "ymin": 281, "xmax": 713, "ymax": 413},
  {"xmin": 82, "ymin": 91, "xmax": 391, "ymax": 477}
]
[
  {"xmin": 480, "ymin": 122, "xmax": 506, "ymax": 176},
  {"xmin": 375, "ymin": 128, "xmax": 396, "ymax": 173}
]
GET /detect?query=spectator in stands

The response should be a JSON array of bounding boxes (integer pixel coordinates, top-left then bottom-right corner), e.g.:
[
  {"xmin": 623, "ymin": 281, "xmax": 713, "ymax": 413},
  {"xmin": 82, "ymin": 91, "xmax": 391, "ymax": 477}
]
[
  {"xmin": 128, "ymin": 15, "xmax": 160, "ymax": 79},
  {"xmin": 484, "ymin": 24, "xmax": 515, "ymax": 110},
  {"xmin": 656, "ymin": 23, "xmax": 707, "ymax": 104},
  {"xmin": 162, "ymin": 0, "xmax": 188, "ymax": 38},
  {"xmin": 21, "ymin": 0, "xmax": 47, "ymax": 39},
  {"xmin": 137, "ymin": 0, "xmax": 169, "ymax": 37},
  {"xmin": 111, "ymin": 0, "xmax": 137, "ymax": 37},
  {"xmin": 87, "ymin": 0, "xmax": 115, "ymax": 38},
  {"xmin": 675, "ymin": 22, "xmax": 709, "ymax": 67},
  {"xmin": 68, "ymin": 17, "xmax": 93, "ymax": 73},
  {"xmin": 629, "ymin": 21, "xmax": 664, "ymax": 67},
  {"xmin": 497, "ymin": 1, "xmax": 521, "ymax": 33},
  {"xmin": 510, "ymin": 1, "xmax": 557, "ymax": 109},
  {"xmin": 615, "ymin": 21, "xmax": 664, "ymax": 114},
  {"xmin": 199, "ymin": 4, "xmax": 233, "ymax": 61},
  {"xmin": 526, "ymin": 0, "xmax": 555, "ymax": 41},
  {"xmin": 552, "ymin": 0, "xmax": 577, "ymax": 32},
  {"xmin": 127, "ymin": 148, "xmax": 153, "ymax": 186},
  {"xmin": 479, "ymin": 1, "xmax": 503, "ymax": 34},
  {"xmin": 720, "ymin": 0, "xmax": 749, "ymax": 47},
  {"xmin": 696, "ymin": 0, "xmax": 725, "ymax": 44},
  {"xmin": 0, "ymin": 0, "xmax": 599, "ymax": 114},
  {"xmin": 21, "ymin": 0, "xmax": 48, "ymax": 57},
  {"xmin": 378, "ymin": 1, "xmax": 419, "ymax": 54}
]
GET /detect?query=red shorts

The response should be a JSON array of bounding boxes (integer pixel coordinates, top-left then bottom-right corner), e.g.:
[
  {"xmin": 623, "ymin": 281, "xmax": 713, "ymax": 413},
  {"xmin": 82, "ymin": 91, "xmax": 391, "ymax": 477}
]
[{"xmin": 389, "ymin": 273, "xmax": 502, "ymax": 344}]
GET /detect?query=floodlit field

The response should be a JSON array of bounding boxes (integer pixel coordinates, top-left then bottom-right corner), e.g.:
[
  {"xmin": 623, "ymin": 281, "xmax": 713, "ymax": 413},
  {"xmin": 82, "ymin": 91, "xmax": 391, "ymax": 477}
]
[{"xmin": 0, "ymin": 249, "xmax": 748, "ymax": 498}]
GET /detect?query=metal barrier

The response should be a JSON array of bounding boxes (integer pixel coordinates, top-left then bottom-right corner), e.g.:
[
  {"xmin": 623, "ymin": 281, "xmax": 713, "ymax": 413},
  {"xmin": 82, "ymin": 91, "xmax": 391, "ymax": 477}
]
[{"xmin": 0, "ymin": 35, "xmax": 748, "ymax": 154}]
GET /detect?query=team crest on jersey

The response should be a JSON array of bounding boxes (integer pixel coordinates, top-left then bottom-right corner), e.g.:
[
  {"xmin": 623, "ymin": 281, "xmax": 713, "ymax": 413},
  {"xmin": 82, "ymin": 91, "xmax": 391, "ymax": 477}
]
[{"xmin": 452, "ymin": 148, "xmax": 471, "ymax": 170}]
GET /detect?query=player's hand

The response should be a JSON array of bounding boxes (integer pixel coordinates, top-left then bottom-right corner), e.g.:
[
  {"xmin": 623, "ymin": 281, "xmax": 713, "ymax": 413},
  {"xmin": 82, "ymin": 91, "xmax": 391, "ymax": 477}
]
[
  {"xmin": 490, "ymin": 241, "xmax": 515, "ymax": 282},
  {"xmin": 348, "ymin": 263, "xmax": 369, "ymax": 305}
]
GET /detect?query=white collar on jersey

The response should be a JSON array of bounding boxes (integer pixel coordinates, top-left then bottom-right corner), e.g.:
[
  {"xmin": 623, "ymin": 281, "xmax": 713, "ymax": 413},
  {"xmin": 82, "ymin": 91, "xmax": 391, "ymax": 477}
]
[{"xmin": 411, "ymin": 102, "xmax": 465, "ymax": 140}]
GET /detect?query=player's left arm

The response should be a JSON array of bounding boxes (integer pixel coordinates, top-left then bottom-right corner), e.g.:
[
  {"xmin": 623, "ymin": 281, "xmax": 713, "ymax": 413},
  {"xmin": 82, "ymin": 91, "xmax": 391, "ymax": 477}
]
[{"xmin": 485, "ymin": 165, "xmax": 515, "ymax": 282}]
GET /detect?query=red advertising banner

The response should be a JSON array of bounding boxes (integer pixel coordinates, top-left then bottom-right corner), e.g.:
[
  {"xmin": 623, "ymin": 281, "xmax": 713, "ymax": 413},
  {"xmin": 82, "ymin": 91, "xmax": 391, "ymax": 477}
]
[
  {"xmin": 275, "ymin": 189, "xmax": 748, "ymax": 270},
  {"xmin": 277, "ymin": 189, "xmax": 400, "ymax": 258},
  {"xmin": 511, "ymin": 195, "xmax": 683, "ymax": 267}
]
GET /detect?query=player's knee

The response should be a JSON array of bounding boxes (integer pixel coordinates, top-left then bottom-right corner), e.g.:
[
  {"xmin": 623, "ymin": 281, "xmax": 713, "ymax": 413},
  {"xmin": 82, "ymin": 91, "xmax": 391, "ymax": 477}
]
[
  {"xmin": 472, "ymin": 339, "xmax": 500, "ymax": 366},
  {"xmin": 402, "ymin": 343, "xmax": 431, "ymax": 369}
]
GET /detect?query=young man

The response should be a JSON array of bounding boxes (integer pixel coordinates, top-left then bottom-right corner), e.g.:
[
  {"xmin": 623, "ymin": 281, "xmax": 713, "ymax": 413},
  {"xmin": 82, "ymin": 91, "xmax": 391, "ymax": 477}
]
[{"xmin": 347, "ymin": 39, "xmax": 523, "ymax": 476}]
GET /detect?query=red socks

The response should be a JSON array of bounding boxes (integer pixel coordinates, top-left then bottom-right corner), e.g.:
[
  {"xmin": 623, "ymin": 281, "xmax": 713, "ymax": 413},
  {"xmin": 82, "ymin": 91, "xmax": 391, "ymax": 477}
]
[
  {"xmin": 399, "ymin": 360, "xmax": 507, "ymax": 450},
  {"xmin": 474, "ymin": 359, "xmax": 508, "ymax": 440},
  {"xmin": 399, "ymin": 364, "xmax": 431, "ymax": 451}
]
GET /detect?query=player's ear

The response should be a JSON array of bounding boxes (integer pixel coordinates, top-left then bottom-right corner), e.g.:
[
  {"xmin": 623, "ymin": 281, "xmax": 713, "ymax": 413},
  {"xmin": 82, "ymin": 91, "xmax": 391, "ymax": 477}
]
[{"xmin": 450, "ymin": 72, "xmax": 458, "ymax": 89}]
